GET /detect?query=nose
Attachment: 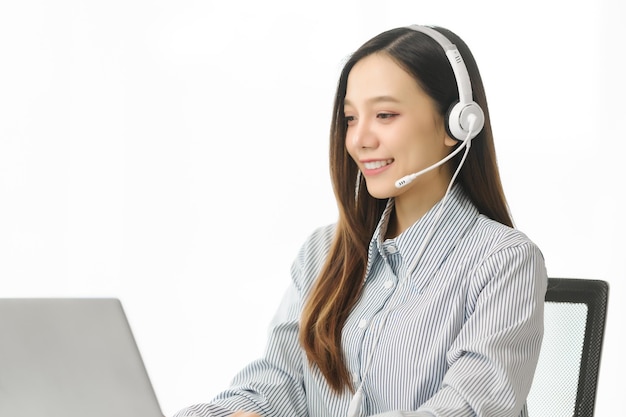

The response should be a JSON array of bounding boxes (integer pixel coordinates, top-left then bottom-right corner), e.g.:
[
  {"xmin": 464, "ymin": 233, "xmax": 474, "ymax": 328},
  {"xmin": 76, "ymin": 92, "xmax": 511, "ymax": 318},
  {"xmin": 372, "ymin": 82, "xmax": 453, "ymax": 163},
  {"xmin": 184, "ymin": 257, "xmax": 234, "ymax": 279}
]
[{"xmin": 347, "ymin": 118, "xmax": 378, "ymax": 150}]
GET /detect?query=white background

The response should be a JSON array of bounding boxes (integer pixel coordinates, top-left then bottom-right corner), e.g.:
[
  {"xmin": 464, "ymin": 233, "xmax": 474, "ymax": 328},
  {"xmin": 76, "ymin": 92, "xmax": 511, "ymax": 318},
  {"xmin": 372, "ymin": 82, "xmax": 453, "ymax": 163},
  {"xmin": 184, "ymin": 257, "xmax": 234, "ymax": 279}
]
[{"xmin": 0, "ymin": 0, "xmax": 623, "ymax": 416}]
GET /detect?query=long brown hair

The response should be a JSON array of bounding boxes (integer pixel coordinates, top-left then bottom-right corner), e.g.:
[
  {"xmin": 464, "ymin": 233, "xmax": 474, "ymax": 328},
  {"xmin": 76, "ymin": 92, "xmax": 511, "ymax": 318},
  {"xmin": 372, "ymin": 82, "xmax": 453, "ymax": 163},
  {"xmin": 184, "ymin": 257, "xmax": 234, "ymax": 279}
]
[{"xmin": 299, "ymin": 26, "xmax": 513, "ymax": 393}]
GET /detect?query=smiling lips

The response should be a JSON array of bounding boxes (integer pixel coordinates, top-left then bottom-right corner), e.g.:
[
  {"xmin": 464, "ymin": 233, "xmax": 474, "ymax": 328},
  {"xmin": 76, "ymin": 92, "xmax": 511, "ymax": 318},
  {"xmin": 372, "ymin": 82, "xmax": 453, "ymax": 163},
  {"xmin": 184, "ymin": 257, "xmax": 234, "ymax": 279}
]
[{"xmin": 363, "ymin": 159, "xmax": 394, "ymax": 172}]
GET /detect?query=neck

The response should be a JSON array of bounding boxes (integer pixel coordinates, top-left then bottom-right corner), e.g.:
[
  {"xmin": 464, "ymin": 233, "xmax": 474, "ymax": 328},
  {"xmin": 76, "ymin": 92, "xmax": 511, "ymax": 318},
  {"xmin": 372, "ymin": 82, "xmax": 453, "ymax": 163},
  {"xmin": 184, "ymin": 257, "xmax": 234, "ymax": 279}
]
[{"xmin": 386, "ymin": 174, "xmax": 451, "ymax": 239}]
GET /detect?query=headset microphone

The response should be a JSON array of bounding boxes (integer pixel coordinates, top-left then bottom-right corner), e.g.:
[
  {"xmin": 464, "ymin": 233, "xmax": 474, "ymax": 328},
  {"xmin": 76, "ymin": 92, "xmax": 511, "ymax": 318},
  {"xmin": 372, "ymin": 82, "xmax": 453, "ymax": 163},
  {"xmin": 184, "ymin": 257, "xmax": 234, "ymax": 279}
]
[{"xmin": 394, "ymin": 128, "xmax": 474, "ymax": 189}]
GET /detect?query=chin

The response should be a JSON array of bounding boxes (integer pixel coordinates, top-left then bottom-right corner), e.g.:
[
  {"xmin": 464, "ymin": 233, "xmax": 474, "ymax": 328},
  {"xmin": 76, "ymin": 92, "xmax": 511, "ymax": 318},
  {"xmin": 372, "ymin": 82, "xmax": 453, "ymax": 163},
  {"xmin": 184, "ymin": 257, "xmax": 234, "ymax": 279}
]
[{"xmin": 364, "ymin": 185, "xmax": 399, "ymax": 200}]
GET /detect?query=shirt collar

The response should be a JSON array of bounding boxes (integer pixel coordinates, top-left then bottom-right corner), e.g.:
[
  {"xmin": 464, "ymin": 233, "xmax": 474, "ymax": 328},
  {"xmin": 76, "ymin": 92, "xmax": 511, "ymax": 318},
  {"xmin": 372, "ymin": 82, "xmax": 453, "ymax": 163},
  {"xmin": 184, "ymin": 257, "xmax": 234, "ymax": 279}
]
[{"xmin": 364, "ymin": 184, "xmax": 479, "ymax": 282}]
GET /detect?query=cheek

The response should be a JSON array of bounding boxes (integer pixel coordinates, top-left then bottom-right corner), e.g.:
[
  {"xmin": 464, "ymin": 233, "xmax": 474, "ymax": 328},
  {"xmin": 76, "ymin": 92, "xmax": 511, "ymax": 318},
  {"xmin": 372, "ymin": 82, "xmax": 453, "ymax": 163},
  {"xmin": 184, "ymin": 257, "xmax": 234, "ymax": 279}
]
[{"xmin": 344, "ymin": 130, "xmax": 357, "ymax": 158}]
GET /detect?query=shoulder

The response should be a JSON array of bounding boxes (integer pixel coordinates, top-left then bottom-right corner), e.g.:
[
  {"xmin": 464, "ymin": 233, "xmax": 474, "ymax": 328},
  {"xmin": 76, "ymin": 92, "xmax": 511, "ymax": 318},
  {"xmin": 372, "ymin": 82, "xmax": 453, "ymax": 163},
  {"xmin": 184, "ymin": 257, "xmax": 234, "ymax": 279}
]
[
  {"xmin": 290, "ymin": 223, "xmax": 336, "ymax": 291},
  {"xmin": 452, "ymin": 214, "xmax": 546, "ymax": 285},
  {"xmin": 298, "ymin": 223, "xmax": 336, "ymax": 257},
  {"xmin": 470, "ymin": 214, "xmax": 542, "ymax": 257},
  {"xmin": 298, "ymin": 223, "xmax": 336, "ymax": 261},
  {"xmin": 465, "ymin": 215, "xmax": 547, "ymax": 289}
]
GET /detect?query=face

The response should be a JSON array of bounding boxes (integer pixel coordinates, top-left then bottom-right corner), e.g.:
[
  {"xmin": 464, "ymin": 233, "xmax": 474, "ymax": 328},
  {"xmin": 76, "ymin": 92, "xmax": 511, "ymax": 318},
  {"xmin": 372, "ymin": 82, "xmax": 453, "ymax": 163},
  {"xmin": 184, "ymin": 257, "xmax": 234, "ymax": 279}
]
[{"xmin": 344, "ymin": 53, "xmax": 457, "ymax": 200}]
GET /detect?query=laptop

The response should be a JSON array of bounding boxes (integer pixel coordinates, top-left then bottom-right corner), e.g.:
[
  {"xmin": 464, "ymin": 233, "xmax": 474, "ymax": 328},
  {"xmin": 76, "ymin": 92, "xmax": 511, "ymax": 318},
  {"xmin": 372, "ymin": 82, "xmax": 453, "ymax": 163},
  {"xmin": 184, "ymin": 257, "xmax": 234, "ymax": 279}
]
[{"xmin": 0, "ymin": 298, "xmax": 164, "ymax": 417}]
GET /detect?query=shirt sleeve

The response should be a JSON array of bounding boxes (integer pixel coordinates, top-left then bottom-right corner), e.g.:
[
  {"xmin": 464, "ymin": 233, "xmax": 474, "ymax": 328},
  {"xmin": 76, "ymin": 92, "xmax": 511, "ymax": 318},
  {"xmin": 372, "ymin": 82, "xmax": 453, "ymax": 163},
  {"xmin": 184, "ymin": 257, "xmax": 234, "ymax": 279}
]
[
  {"xmin": 172, "ymin": 282, "xmax": 307, "ymax": 417},
  {"xmin": 407, "ymin": 240, "xmax": 547, "ymax": 417},
  {"xmin": 172, "ymin": 225, "xmax": 336, "ymax": 417}
]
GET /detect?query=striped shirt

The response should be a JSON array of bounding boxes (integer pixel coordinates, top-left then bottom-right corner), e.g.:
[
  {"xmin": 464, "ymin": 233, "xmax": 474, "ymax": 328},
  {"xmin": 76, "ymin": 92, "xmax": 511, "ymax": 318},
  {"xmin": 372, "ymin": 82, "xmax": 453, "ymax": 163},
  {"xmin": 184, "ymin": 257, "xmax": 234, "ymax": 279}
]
[{"xmin": 174, "ymin": 185, "xmax": 547, "ymax": 417}]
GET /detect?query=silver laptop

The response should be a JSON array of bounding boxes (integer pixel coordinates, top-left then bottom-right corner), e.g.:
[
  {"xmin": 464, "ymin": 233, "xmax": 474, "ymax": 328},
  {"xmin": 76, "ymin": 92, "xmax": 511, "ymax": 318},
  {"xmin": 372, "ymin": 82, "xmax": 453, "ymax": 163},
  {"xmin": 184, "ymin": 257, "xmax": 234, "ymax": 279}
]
[{"xmin": 0, "ymin": 298, "xmax": 164, "ymax": 417}]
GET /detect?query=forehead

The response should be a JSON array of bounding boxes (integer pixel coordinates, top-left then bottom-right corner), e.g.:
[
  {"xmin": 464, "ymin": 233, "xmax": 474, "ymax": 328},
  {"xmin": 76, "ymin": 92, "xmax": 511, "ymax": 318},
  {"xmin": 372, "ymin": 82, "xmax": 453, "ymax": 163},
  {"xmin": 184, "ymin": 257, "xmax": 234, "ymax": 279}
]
[{"xmin": 344, "ymin": 53, "xmax": 422, "ymax": 106}]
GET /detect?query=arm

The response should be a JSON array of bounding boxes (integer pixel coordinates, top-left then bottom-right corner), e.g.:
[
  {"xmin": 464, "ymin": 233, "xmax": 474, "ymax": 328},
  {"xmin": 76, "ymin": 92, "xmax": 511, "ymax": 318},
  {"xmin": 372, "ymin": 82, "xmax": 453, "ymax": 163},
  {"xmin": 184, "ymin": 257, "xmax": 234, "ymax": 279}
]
[
  {"xmin": 173, "ymin": 225, "xmax": 336, "ymax": 417},
  {"xmin": 417, "ymin": 242, "xmax": 547, "ymax": 417},
  {"xmin": 173, "ymin": 283, "xmax": 308, "ymax": 417},
  {"xmin": 369, "ymin": 241, "xmax": 547, "ymax": 417}
]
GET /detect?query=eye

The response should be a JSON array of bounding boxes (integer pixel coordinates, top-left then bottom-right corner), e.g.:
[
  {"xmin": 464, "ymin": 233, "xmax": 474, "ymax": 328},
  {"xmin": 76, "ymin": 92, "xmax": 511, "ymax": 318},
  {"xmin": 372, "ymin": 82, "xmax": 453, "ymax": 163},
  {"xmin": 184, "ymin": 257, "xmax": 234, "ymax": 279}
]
[
  {"xmin": 345, "ymin": 115, "xmax": 357, "ymax": 126},
  {"xmin": 377, "ymin": 112, "xmax": 398, "ymax": 120}
]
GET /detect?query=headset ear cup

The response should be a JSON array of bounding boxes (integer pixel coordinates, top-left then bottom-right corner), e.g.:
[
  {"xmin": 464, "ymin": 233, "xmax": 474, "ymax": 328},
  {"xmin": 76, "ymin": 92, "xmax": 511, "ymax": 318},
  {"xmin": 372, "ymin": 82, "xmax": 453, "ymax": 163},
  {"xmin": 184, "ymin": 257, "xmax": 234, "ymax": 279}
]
[
  {"xmin": 446, "ymin": 101, "xmax": 485, "ymax": 141},
  {"xmin": 445, "ymin": 101, "xmax": 461, "ymax": 141}
]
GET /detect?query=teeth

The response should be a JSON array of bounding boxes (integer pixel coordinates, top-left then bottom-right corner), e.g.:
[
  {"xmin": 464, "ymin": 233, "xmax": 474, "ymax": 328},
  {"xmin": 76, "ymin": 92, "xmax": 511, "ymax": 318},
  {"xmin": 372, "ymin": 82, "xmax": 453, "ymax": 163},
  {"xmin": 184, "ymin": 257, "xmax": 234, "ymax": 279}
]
[{"xmin": 363, "ymin": 159, "xmax": 393, "ymax": 170}]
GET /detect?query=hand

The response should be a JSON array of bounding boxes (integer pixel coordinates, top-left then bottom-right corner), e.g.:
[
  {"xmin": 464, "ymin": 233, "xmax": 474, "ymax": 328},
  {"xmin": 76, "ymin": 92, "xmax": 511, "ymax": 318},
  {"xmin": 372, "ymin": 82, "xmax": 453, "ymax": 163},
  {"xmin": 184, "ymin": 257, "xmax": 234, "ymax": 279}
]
[{"xmin": 229, "ymin": 412, "xmax": 262, "ymax": 417}]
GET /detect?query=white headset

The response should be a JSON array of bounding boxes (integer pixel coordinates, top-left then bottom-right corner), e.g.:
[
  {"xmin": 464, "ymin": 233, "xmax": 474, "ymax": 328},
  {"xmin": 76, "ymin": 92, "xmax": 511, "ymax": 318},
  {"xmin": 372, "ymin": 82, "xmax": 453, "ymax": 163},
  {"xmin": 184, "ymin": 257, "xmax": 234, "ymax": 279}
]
[{"xmin": 408, "ymin": 25, "xmax": 485, "ymax": 142}]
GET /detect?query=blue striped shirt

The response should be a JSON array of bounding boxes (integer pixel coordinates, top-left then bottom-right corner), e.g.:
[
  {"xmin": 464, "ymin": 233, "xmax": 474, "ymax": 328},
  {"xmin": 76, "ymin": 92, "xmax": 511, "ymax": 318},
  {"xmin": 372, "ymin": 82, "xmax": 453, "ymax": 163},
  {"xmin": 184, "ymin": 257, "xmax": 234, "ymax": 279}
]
[{"xmin": 174, "ymin": 185, "xmax": 547, "ymax": 417}]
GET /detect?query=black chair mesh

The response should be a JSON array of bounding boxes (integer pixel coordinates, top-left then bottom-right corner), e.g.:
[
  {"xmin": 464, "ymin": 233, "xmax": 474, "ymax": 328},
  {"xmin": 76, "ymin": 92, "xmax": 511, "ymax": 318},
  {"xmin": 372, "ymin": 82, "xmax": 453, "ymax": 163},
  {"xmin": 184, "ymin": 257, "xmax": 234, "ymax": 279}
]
[{"xmin": 526, "ymin": 278, "xmax": 609, "ymax": 417}]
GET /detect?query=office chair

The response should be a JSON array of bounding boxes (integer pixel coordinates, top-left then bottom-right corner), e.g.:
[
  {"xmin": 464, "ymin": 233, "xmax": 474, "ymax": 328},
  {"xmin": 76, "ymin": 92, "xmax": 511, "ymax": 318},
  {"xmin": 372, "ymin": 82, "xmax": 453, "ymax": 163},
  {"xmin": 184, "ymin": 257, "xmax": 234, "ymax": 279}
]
[{"xmin": 526, "ymin": 277, "xmax": 609, "ymax": 417}]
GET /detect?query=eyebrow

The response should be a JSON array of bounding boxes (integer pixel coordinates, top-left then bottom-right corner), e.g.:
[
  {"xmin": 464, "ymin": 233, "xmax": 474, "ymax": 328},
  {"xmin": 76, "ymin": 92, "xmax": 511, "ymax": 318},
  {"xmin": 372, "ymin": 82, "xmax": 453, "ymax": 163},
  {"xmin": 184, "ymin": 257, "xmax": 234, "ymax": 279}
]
[{"xmin": 344, "ymin": 96, "xmax": 402, "ymax": 107}]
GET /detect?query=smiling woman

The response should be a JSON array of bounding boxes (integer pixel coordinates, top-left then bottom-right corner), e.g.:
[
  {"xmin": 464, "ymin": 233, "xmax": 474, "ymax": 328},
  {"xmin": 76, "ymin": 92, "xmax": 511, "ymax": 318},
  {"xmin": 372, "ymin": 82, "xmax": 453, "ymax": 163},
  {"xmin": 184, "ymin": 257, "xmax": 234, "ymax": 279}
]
[
  {"xmin": 344, "ymin": 53, "xmax": 457, "ymax": 209},
  {"xmin": 174, "ymin": 25, "xmax": 547, "ymax": 417}
]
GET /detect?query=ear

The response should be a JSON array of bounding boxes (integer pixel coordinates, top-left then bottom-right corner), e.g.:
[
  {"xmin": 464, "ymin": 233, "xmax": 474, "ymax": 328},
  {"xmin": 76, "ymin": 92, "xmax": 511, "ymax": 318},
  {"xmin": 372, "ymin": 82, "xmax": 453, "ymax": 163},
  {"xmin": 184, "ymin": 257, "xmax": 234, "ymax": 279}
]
[{"xmin": 444, "ymin": 134, "xmax": 458, "ymax": 148}]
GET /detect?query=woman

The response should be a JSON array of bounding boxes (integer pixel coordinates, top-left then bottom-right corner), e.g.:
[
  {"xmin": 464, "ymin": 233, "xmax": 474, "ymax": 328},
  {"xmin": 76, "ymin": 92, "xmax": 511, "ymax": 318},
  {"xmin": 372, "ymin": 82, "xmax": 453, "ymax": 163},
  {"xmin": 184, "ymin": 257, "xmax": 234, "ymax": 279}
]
[{"xmin": 175, "ymin": 25, "xmax": 547, "ymax": 417}]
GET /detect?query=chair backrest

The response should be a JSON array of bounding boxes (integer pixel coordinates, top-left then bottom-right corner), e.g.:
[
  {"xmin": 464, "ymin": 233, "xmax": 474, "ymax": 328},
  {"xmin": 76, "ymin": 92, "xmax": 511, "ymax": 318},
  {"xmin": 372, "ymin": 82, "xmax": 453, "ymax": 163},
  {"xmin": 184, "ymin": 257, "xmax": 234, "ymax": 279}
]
[{"xmin": 526, "ymin": 277, "xmax": 609, "ymax": 417}]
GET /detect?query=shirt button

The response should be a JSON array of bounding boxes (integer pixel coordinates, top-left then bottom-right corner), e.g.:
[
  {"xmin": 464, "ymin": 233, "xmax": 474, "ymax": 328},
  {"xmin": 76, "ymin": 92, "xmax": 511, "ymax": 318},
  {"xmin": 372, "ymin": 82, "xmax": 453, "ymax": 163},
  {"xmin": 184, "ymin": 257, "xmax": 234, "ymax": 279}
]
[
  {"xmin": 384, "ymin": 280, "xmax": 393, "ymax": 289},
  {"xmin": 358, "ymin": 319, "xmax": 368, "ymax": 329},
  {"xmin": 387, "ymin": 245, "xmax": 398, "ymax": 254}
]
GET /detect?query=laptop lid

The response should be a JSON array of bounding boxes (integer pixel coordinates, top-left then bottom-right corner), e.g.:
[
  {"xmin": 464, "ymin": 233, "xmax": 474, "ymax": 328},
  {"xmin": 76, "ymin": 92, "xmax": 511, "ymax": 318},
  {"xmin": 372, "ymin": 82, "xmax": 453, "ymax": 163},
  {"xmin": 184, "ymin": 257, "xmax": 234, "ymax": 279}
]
[{"xmin": 0, "ymin": 298, "xmax": 164, "ymax": 417}]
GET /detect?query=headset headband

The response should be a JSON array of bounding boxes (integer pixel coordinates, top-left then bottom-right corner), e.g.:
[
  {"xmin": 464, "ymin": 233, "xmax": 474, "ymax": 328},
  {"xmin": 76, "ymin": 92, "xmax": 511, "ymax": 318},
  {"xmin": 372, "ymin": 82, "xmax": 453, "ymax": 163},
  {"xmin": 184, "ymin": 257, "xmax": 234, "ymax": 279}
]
[{"xmin": 408, "ymin": 25, "xmax": 485, "ymax": 141}]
